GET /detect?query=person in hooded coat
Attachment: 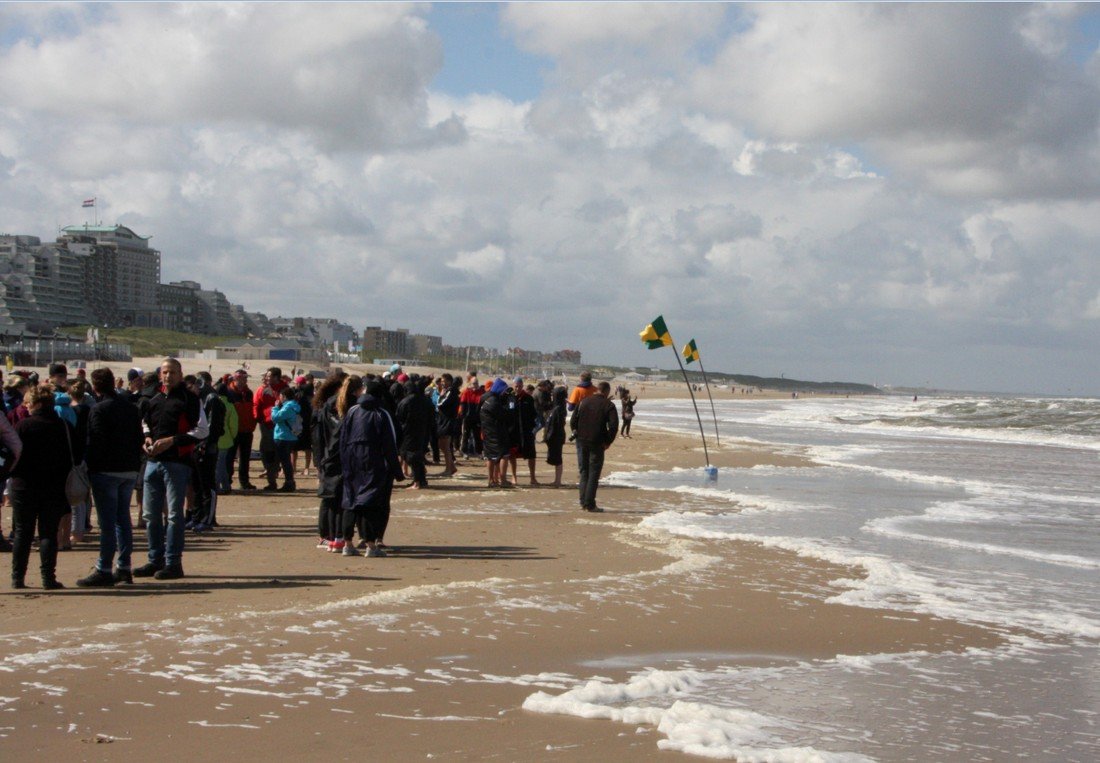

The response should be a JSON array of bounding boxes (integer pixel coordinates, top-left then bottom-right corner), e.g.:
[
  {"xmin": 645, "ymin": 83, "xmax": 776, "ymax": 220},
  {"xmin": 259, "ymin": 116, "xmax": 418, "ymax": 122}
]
[
  {"xmin": 311, "ymin": 371, "xmax": 348, "ymax": 551},
  {"xmin": 339, "ymin": 380, "xmax": 402, "ymax": 557},
  {"xmin": 542, "ymin": 385, "xmax": 568, "ymax": 487},
  {"xmin": 395, "ymin": 377, "xmax": 434, "ymax": 489},
  {"xmin": 478, "ymin": 378, "xmax": 511, "ymax": 487}
]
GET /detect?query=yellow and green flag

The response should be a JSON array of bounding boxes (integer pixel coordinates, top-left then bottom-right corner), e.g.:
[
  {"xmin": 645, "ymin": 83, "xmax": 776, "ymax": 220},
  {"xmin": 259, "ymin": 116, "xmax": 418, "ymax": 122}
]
[
  {"xmin": 682, "ymin": 339, "xmax": 700, "ymax": 365},
  {"xmin": 640, "ymin": 315, "xmax": 673, "ymax": 349}
]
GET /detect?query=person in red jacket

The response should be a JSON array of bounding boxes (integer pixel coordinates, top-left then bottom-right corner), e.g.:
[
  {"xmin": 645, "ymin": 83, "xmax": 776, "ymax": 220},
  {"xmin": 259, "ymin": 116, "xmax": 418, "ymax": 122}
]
[
  {"xmin": 253, "ymin": 367, "xmax": 288, "ymax": 491},
  {"xmin": 228, "ymin": 369, "xmax": 257, "ymax": 490}
]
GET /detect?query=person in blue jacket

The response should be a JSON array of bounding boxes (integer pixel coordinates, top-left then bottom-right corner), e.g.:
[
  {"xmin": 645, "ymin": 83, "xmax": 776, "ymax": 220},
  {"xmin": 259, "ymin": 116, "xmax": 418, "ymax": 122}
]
[{"xmin": 269, "ymin": 387, "xmax": 301, "ymax": 493}]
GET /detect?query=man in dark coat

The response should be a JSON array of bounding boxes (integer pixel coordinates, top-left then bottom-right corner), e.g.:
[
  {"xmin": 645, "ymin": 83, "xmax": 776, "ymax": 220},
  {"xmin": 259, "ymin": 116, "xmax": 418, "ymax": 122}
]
[
  {"xmin": 395, "ymin": 378, "xmax": 434, "ymax": 489},
  {"xmin": 339, "ymin": 381, "xmax": 402, "ymax": 557},
  {"xmin": 569, "ymin": 381, "xmax": 618, "ymax": 512},
  {"xmin": 77, "ymin": 368, "xmax": 144, "ymax": 587}
]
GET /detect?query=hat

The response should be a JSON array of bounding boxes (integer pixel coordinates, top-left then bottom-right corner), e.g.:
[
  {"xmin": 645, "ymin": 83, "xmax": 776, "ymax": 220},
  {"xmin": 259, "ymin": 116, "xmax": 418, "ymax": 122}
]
[
  {"xmin": 126, "ymin": 368, "xmax": 143, "ymax": 382},
  {"xmin": 48, "ymin": 363, "xmax": 67, "ymax": 377},
  {"xmin": 234, "ymin": 368, "xmax": 249, "ymax": 377},
  {"xmin": 513, "ymin": 376, "xmax": 523, "ymax": 386},
  {"xmin": 396, "ymin": 373, "xmax": 409, "ymax": 383},
  {"xmin": 295, "ymin": 375, "xmax": 308, "ymax": 385},
  {"xmin": 389, "ymin": 363, "xmax": 402, "ymax": 374},
  {"xmin": 490, "ymin": 378, "xmax": 509, "ymax": 395},
  {"xmin": 382, "ymin": 371, "xmax": 392, "ymax": 380}
]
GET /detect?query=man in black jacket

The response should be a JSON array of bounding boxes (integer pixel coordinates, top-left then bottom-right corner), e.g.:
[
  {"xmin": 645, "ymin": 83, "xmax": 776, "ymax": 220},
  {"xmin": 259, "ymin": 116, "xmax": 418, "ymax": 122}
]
[
  {"xmin": 135, "ymin": 358, "xmax": 208, "ymax": 580},
  {"xmin": 186, "ymin": 372, "xmax": 225, "ymax": 532},
  {"xmin": 396, "ymin": 378, "xmax": 433, "ymax": 489},
  {"xmin": 569, "ymin": 381, "xmax": 618, "ymax": 512},
  {"xmin": 77, "ymin": 368, "xmax": 144, "ymax": 587}
]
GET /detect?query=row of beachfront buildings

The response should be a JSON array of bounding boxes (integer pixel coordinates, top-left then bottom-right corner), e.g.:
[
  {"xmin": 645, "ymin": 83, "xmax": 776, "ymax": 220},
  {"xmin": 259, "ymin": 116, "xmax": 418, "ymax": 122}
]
[{"xmin": 0, "ymin": 224, "xmax": 582, "ymax": 369}]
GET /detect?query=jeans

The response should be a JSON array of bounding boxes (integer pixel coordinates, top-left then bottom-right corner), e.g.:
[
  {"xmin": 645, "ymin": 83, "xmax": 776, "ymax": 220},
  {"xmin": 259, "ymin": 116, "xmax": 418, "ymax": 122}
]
[
  {"xmin": 259, "ymin": 424, "xmax": 279, "ymax": 486},
  {"xmin": 216, "ymin": 447, "xmax": 234, "ymax": 492},
  {"xmin": 576, "ymin": 441, "xmax": 606, "ymax": 510},
  {"xmin": 90, "ymin": 473, "xmax": 136, "ymax": 572},
  {"xmin": 274, "ymin": 440, "xmax": 295, "ymax": 486},
  {"xmin": 142, "ymin": 459, "xmax": 191, "ymax": 567},
  {"xmin": 233, "ymin": 430, "xmax": 254, "ymax": 486}
]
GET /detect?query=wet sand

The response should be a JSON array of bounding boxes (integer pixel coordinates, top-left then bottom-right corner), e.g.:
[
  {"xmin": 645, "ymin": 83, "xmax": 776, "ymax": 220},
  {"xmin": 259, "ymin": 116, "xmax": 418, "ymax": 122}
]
[{"xmin": 0, "ymin": 421, "xmax": 999, "ymax": 759}]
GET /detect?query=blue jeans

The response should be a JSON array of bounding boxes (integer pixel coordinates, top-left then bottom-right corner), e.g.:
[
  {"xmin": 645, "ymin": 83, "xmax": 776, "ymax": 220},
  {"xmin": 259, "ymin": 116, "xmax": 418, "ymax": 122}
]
[
  {"xmin": 216, "ymin": 448, "xmax": 234, "ymax": 493},
  {"xmin": 142, "ymin": 459, "xmax": 191, "ymax": 567},
  {"xmin": 90, "ymin": 473, "xmax": 136, "ymax": 572}
]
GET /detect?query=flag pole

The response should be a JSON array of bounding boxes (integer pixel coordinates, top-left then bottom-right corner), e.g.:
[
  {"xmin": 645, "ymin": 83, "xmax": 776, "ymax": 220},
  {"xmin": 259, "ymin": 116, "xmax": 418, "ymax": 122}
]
[
  {"xmin": 669, "ymin": 340, "xmax": 711, "ymax": 466},
  {"xmin": 696, "ymin": 355, "xmax": 721, "ymax": 447}
]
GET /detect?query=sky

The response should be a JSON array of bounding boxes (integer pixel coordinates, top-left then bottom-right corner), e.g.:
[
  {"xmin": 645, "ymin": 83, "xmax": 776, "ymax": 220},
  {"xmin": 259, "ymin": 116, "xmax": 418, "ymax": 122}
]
[{"xmin": 1, "ymin": 3, "xmax": 1099, "ymax": 395}]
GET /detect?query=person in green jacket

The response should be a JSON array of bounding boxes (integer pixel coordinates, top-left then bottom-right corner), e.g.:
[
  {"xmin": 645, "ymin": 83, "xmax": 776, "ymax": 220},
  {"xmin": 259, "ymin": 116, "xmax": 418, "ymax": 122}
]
[{"xmin": 214, "ymin": 381, "xmax": 239, "ymax": 495}]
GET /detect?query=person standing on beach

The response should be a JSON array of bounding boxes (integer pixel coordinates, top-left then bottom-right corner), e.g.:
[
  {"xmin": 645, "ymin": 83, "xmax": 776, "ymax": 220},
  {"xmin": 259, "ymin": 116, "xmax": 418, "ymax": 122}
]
[
  {"xmin": 619, "ymin": 389, "xmax": 637, "ymax": 438},
  {"xmin": 269, "ymin": 386, "xmax": 301, "ymax": 493},
  {"xmin": 228, "ymin": 369, "xmax": 256, "ymax": 490},
  {"xmin": 566, "ymin": 370, "xmax": 596, "ymax": 412},
  {"xmin": 395, "ymin": 377, "xmax": 434, "ymax": 490},
  {"xmin": 570, "ymin": 381, "xmax": 618, "ymax": 513},
  {"xmin": 435, "ymin": 374, "xmax": 460, "ymax": 476},
  {"xmin": 311, "ymin": 371, "xmax": 348, "ymax": 551},
  {"xmin": 339, "ymin": 379, "xmax": 403, "ymax": 558},
  {"xmin": 136, "ymin": 358, "xmax": 208, "ymax": 580},
  {"xmin": 479, "ymin": 378, "xmax": 511, "ymax": 487},
  {"xmin": 10, "ymin": 384, "xmax": 70, "ymax": 589},
  {"xmin": 77, "ymin": 368, "xmax": 143, "ymax": 587},
  {"xmin": 459, "ymin": 374, "xmax": 483, "ymax": 459},
  {"xmin": 542, "ymin": 385, "xmax": 568, "ymax": 488},
  {"xmin": 511, "ymin": 377, "xmax": 539, "ymax": 486},
  {"xmin": 254, "ymin": 367, "xmax": 287, "ymax": 491}
]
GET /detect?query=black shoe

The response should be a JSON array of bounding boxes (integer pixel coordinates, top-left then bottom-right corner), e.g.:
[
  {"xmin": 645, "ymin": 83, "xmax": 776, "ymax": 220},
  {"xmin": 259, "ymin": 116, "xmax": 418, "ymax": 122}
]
[
  {"xmin": 11, "ymin": 578, "xmax": 26, "ymax": 589},
  {"xmin": 133, "ymin": 561, "xmax": 165, "ymax": 578},
  {"xmin": 277, "ymin": 482, "xmax": 296, "ymax": 492},
  {"xmin": 584, "ymin": 505, "xmax": 605, "ymax": 513},
  {"xmin": 239, "ymin": 483, "xmax": 257, "ymax": 491},
  {"xmin": 262, "ymin": 483, "xmax": 278, "ymax": 492},
  {"xmin": 0, "ymin": 537, "xmax": 11, "ymax": 552},
  {"xmin": 76, "ymin": 568, "xmax": 116, "ymax": 588},
  {"xmin": 113, "ymin": 568, "xmax": 134, "ymax": 585},
  {"xmin": 154, "ymin": 564, "xmax": 184, "ymax": 580},
  {"xmin": 41, "ymin": 578, "xmax": 65, "ymax": 590}
]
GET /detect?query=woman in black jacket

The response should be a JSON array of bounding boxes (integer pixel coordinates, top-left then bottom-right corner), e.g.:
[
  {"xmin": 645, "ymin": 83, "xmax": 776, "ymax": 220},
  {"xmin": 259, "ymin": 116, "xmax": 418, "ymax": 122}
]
[
  {"xmin": 10, "ymin": 384, "xmax": 72, "ymax": 589},
  {"xmin": 542, "ymin": 386, "xmax": 568, "ymax": 488},
  {"xmin": 311, "ymin": 371, "xmax": 348, "ymax": 551}
]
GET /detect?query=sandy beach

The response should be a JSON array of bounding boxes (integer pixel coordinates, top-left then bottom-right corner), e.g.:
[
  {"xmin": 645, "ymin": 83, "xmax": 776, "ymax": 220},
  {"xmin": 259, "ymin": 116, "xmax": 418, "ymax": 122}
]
[{"xmin": 0, "ymin": 362, "xmax": 1003, "ymax": 760}]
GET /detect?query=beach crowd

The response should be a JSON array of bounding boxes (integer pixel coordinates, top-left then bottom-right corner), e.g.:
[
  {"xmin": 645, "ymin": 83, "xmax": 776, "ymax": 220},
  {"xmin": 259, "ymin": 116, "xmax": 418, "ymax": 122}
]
[{"xmin": 0, "ymin": 361, "xmax": 623, "ymax": 590}]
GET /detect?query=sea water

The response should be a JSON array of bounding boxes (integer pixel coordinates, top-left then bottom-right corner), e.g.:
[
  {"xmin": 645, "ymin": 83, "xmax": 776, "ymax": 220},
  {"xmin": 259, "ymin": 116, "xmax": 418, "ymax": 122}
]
[{"xmin": 528, "ymin": 395, "xmax": 1100, "ymax": 761}]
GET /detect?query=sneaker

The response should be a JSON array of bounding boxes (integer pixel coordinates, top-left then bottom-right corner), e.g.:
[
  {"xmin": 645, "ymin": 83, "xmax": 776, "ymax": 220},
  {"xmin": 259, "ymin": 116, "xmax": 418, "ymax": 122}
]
[
  {"xmin": 133, "ymin": 561, "xmax": 164, "ymax": 578},
  {"xmin": 154, "ymin": 564, "xmax": 185, "ymax": 581},
  {"xmin": 113, "ymin": 568, "xmax": 134, "ymax": 585},
  {"xmin": 41, "ymin": 578, "xmax": 65, "ymax": 590},
  {"xmin": 342, "ymin": 545, "xmax": 360, "ymax": 557},
  {"xmin": 191, "ymin": 523, "xmax": 210, "ymax": 534},
  {"xmin": 366, "ymin": 546, "xmax": 387, "ymax": 558},
  {"xmin": 356, "ymin": 540, "xmax": 368, "ymax": 549},
  {"xmin": 329, "ymin": 540, "xmax": 345, "ymax": 553},
  {"xmin": 77, "ymin": 568, "xmax": 116, "ymax": 588},
  {"xmin": 316, "ymin": 538, "xmax": 330, "ymax": 549},
  {"xmin": 185, "ymin": 521, "xmax": 196, "ymax": 531},
  {"xmin": 585, "ymin": 505, "xmax": 605, "ymax": 513}
]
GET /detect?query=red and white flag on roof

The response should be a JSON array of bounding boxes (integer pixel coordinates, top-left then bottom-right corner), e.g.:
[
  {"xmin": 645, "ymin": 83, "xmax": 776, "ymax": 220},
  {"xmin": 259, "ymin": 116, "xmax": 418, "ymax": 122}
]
[{"xmin": 82, "ymin": 198, "xmax": 95, "ymax": 207}]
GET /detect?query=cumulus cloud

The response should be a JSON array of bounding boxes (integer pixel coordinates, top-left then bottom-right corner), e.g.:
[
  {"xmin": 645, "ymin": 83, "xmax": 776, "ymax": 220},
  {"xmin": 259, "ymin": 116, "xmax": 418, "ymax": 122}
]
[
  {"xmin": 690, "ymin": 3, "xmax": 1100, "ymax": 200},
  {"xmin": 0, "ymin": 3, "xmax": 448, "ymax": 151},
  {"xmin": 1, "ymin": 2, "xmax": 1099, "ymax": 393}
]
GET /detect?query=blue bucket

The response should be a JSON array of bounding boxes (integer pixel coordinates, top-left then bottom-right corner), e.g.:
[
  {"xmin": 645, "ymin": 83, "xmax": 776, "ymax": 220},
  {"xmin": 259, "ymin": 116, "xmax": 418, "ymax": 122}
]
[{"xmin": 704, "ymin": 465, "xmax": 718, "ymax": 482}]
